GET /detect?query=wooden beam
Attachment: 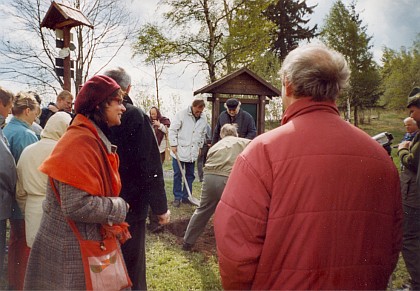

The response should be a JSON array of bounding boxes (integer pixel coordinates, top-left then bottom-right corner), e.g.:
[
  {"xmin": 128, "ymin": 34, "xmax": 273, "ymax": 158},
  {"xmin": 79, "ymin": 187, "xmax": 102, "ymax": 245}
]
[{"xmin": 62, "ymin": 27, "xmax": 71, "ymax": 92}]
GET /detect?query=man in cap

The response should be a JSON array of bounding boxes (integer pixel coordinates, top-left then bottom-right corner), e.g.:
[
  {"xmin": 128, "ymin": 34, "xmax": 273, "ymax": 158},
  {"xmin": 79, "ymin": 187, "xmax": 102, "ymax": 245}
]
[
  {"xmin": 398, "ymin": 86, "xmax": 420, "ymax": 290},
  {"xmin": 211, "ymin": 98, "xmax": 256, "ymax": 145}
]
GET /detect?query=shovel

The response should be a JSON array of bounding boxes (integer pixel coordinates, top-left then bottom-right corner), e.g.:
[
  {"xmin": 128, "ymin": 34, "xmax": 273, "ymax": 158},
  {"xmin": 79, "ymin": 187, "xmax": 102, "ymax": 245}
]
[{"xmin": 172, "ymin": 150, "xmax": 200, "ymax": 206}]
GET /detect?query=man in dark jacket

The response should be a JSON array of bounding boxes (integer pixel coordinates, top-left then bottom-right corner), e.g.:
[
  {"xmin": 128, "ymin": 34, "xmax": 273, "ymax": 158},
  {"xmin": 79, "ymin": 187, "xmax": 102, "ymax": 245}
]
[
  {"xmin": 105, "ymin": 67, "xmax": 170, "ymax": 290},
  {"xmin": 398, "ymin": 87, "xmax": 420, "ymax": 290},
  {"xmin": 39, "ymin": 90, "xmax": 74, "ymax": 128},
  {"xmin": 211, "ymin": 98, "xmax": 256, "ymax": 145}
]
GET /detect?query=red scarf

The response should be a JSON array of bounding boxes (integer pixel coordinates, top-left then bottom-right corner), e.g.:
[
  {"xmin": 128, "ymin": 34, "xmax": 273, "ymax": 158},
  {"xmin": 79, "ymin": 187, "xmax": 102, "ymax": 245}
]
[{"xmin": 39, "ymin": 114, "xmax": 130, "ymax": 243}]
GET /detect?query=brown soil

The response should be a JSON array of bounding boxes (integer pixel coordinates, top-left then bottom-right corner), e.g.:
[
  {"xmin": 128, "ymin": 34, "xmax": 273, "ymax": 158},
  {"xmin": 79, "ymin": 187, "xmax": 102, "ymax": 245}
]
[{"xmin": 164, "ymin": 217, "xmax": 217, "ymax": 258}]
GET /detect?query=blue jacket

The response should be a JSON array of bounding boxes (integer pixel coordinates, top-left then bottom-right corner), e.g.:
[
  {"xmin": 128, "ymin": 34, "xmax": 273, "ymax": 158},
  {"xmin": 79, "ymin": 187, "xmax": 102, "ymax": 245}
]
[{"xmin": 4, "ymin": 117, "xmax": 38, "ymax": 163}]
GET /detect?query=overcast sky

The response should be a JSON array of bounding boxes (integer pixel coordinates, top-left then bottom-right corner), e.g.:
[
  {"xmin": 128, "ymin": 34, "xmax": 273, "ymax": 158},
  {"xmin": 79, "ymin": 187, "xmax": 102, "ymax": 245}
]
[{"xmin": 0, "ymin": 0, "xmax": 418, "ymax": 108}]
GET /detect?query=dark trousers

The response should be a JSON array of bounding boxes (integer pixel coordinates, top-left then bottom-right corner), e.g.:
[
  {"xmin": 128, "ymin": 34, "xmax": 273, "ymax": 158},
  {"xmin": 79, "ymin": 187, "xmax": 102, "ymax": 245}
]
[
  {"xmin": 122, "ymin": 218, "xmax": 146, "ymax": 290},
  {"xmin": 402, "ymin": 205, "xmax": 420, "ymax": 290}
]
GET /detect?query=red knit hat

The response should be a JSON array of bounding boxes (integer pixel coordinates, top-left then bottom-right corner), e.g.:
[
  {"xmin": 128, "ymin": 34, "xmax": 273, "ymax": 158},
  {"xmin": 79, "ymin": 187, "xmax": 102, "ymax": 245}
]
[{"xmin": 74, "ymin": 75, "xmax": 120, "ymax": 115}]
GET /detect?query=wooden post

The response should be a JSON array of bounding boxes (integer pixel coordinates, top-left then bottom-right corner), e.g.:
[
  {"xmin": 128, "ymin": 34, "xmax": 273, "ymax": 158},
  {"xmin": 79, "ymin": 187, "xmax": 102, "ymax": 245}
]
[
  {"xmin": 212, "ymin": 93, "xmax": 220, "ymax": 133},
  {"xmin": 62, "ymin": 27, "xmax": 71, "ymax": 92},
  {"xmin": 258, "ymin": 95, "xmax": 265, "ymax": 134}
]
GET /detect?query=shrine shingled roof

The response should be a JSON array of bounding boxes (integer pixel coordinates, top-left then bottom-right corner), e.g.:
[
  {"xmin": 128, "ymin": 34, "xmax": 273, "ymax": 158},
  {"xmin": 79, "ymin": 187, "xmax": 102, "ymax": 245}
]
[{"xmin": 41, "ymin": 1, "xmax": 93, "ymax": 30}]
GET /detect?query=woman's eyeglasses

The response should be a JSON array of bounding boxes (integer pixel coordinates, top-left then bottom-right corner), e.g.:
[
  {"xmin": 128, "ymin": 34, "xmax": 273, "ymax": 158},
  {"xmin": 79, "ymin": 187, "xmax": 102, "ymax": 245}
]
[{"xmin": 112, "ymin": 97, "xmax": 124, "ymax": 105}]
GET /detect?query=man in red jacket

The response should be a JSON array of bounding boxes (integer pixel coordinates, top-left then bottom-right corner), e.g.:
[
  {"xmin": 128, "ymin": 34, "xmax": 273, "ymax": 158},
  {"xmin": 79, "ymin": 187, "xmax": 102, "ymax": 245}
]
[{"xmin": 214, "ymin": 43, "xmax": 402, "ymax": 290}]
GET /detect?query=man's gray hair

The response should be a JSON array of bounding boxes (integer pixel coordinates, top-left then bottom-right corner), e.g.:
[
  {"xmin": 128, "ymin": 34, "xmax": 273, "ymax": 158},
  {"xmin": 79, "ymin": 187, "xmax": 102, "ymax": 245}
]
[
  {"xmin": 103, "ymin": 67, "xmax": 131, "ymax": 91},
  {"xmin": 220, "ymin": 123, "xmax": 238, "ymax": 139},
  {"xmin": 404, "ymin": 117, "xmax": 416, "ymax": 125},
  {"xmin": 280, "ymin": 43, "xmax": 350, "ymax": 101}
]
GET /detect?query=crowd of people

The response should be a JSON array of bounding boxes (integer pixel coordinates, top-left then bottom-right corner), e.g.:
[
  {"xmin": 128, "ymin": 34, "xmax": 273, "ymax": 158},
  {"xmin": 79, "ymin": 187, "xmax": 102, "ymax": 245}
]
[{"xmin": 0, "ymin": 42, "xmax": 418, "ymax": 290}]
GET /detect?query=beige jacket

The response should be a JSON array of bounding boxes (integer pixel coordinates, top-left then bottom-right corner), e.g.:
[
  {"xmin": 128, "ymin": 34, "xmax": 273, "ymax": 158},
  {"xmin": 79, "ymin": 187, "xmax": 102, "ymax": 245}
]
[
  {"xmin": 16, "ymin": 112, "xmax": 71, "ymax": 247},
  {"xmin": 204, "ymin": 136, "xmax": 250, "ymax": 177}
]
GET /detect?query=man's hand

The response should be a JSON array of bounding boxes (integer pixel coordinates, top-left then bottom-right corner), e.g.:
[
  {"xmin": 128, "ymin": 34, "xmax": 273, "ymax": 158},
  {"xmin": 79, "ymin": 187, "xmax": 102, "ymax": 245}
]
[
  {"xmin": 48, "ymin": 104, "xmax": 59, "ymax": 113},
  {"xmin": 158, "ymin": 210, "xmax": 171, "ymax": 225},
  {"xmin": 171, "ymin": 146, "xmax": 177, "ymax": 155},
  {"xmin": 398, "ymin": 140, "xmax": 411, "ymax": 150}
]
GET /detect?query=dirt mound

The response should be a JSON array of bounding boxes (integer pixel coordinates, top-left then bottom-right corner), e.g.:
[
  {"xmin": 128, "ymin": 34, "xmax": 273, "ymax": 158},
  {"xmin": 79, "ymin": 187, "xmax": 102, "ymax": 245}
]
[{"xmin": 165, "ymin": 218, "xmax": 217, "ymax": 257}]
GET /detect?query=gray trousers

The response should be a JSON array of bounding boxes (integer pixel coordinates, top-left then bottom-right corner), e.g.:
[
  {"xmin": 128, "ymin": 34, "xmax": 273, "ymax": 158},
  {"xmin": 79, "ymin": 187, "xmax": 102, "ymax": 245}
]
[{"xmin": 184, "ymin": 174, "xmax": 227, "ymax": 245}]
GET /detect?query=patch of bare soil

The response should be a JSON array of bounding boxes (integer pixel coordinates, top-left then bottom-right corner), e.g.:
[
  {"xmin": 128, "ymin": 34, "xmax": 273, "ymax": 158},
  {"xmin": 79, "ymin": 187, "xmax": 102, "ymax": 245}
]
[{"xmin": 164, "ymin": 218, "xmax": 217, "ymax": 258}]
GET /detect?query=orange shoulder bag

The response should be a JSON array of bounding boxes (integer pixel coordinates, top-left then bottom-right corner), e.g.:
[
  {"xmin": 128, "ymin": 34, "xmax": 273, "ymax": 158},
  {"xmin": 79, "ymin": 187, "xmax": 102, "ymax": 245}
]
[{"xmin": 50, "ymin": 177, "xmax": 132, "ymax": 291}]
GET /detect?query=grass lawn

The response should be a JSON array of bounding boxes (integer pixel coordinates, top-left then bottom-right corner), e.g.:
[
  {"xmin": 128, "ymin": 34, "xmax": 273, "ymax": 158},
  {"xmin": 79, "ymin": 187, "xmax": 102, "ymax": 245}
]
[{"xmin": 146, "ymin": 108, "xmax": 411, "ymax": 290}]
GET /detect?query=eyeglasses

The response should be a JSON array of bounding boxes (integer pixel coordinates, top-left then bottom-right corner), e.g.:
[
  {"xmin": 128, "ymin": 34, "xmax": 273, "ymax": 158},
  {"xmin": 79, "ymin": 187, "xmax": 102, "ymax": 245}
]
[{"xmin": 111, "ymin": 97, "xmax": 124, "ymax": 105}]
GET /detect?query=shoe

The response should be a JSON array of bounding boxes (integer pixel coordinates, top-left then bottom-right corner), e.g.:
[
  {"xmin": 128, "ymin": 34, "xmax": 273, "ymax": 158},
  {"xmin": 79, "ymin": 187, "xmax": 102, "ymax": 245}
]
[
  {"xmin": 182, "ymin": 198, "xmax": 194, "ymax": 205},
  {"xmin": 172, "ymin": 199, "xmax": 181, "ymax": 207},
  {"xmin": 182, "ymin": 242, "xmax": 193, "ymax": 251}
]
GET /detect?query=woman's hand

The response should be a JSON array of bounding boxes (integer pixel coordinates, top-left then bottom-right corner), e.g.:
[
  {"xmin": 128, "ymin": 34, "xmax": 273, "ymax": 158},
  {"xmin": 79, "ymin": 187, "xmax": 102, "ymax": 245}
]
[{"xmin": 152, "ymin": 119, "xmax": 161, "ymax": 127}]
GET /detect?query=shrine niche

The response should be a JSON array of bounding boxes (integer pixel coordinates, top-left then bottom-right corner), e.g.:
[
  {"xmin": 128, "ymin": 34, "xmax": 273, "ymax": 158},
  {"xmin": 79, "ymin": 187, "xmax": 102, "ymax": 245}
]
[
  {"xmin": 41, "ymin": 1, "xmax": 93, "ymax": 92},
  {"xmin": 194, "ymin": 67, "xmax": 282, "ymax": 135}
]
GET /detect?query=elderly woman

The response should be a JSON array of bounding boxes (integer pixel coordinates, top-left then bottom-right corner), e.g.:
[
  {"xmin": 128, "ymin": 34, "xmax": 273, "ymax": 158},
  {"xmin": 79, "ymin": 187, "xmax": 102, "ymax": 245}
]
[
  {"xmin": 16, "ymin": 112, "xmax": 72, "ymax": 248},
  {"xmin": 24, "ymin": 75, "xmax": 130, "ymax": 290},
  {"xmin": 3, "ymin": 91, "xmax": 40, "ymax": 290},
  {"xmin": 149, "ymin": 106, "xmax": 170, "ymax": 163}
]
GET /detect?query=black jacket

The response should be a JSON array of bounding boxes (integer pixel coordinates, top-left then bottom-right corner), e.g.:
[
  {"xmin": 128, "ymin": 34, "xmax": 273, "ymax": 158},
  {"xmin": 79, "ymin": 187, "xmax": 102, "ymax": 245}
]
[
  {"xmin": 110, "ymin": 96, "xmax": 168, "ymax": 221},
  {"xmin": 212, "ymin": 109, "xmax": 257, "ymax": 144}
]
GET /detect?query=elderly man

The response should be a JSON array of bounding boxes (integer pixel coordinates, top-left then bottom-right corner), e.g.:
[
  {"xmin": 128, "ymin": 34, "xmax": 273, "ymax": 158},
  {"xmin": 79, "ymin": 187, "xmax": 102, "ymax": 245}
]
[
  {"xmin": 105, "ymin": 67, "xmax": 170, "ymax": 290},
  {"xmin": 211, "ymin": 98, "xmax": 256, "ymax": 145},
  {"xmin": 169, "ymin": 99, "xmax": 207, "ymax": 207},
  {"xmin": 39, "ymin": 90, "xmax": 73, "ymax": 128},
  {"xmin": 402, "ymin": 116, "xmax": 419, "ymax": 142},
  {"xmin": 398, "ymin": 87, "xmax": 420, "ymax": 290},
  {"xmin": 183, "ymin": 124, "xmax": 250, "ymax": 251},
  {"xmin": 214, "ymin": 44, "xmax": 402, "ymax": 290}
]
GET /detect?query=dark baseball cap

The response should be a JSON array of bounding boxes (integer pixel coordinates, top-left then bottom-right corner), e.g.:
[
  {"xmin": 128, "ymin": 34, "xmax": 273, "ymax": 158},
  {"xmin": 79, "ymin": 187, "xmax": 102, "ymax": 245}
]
[
  {"xmin": 407, "ymin": 87, "xmax": 420, "ymax": 108},
  {"xmin": 226, "ymin": 98, "xmax": 239, "ymax": 110}
]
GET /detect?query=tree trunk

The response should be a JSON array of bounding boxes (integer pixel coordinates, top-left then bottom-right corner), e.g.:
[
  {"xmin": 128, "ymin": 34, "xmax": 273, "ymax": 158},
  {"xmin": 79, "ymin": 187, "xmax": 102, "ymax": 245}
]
[{"xmin": 353, "ymin": 105, "xmax": 359, "ymax": 127}]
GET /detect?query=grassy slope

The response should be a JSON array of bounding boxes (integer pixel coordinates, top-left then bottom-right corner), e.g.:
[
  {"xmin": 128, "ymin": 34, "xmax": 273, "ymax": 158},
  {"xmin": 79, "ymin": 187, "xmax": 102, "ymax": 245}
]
[{"xmin": 146, "ymin": 109, "xmax": 410, "ymax": 290}]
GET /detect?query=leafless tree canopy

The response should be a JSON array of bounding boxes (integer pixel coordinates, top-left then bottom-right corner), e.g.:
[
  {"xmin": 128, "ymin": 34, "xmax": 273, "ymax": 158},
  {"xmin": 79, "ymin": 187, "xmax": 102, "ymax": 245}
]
[{"xmin": 0, "ymin": 0, "xmax": 137, "ymax": 100}]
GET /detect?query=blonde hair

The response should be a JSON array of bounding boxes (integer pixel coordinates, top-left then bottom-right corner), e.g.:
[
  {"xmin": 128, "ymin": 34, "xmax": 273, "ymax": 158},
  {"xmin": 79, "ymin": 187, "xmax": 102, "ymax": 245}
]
[
  {"xmin": 56, "ymin": 90, "xmax": 73, "ymax": 101},
  {"xmin": 12, "ymin": 91, "xmax": 40, "ymax": 116}
]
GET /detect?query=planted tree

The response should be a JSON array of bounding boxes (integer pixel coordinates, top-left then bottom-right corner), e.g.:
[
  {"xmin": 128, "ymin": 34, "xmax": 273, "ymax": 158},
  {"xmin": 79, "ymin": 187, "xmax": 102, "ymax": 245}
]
[{"xmin": 132, "ymin": 23, "xmax": 176, "ymax": 108}]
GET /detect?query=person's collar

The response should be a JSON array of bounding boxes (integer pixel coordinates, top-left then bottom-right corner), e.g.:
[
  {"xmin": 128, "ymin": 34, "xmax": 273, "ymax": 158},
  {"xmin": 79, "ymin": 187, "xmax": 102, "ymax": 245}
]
[
  {"xmin": 281, "ymin": 97, "xmax": 338, "ymax": 125},
  {"xmin": 11, "ymin": 116, "xmax": 32, "ymax": 128},
  {"xmin": 123, "ymin": 94, "xmax": 133, "ymax": 105}
]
